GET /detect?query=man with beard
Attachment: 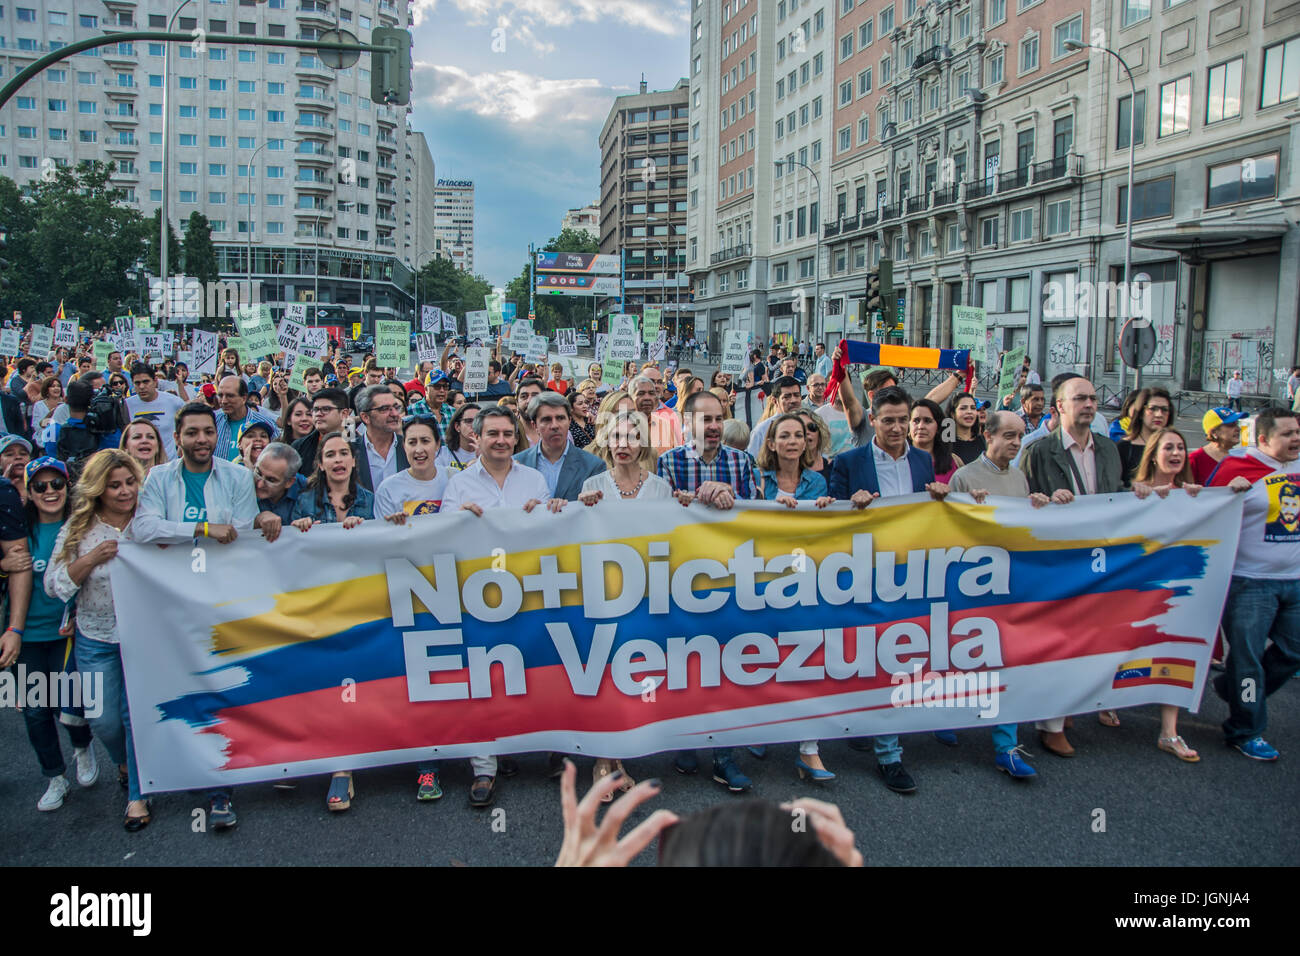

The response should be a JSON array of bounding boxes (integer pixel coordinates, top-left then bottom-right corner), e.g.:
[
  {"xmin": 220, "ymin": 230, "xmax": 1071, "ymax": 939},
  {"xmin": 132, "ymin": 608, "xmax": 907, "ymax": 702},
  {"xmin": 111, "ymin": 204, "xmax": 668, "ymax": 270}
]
[
  {"xmin": 747, "ymin": 376, "xmax": 804, "ymax": 457},
  {"xmin": 131, "ymin": 402, "xmax": 258, "ymax": 832},
  {"xmin": 656, "ymin": 389, "xmax": 758, "ymax": 794}
]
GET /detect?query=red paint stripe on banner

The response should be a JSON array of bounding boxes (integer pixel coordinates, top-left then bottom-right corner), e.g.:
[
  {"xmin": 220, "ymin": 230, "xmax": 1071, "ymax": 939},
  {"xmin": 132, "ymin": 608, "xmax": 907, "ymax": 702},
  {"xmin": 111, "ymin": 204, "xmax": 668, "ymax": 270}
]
[
  {"xmin": 1112, "ymin": 677, "xmax": 1195, "ymax": 689},
  {"xmin": 205, "ymin": 588, "xmax": 1193, "ymax": 769}
]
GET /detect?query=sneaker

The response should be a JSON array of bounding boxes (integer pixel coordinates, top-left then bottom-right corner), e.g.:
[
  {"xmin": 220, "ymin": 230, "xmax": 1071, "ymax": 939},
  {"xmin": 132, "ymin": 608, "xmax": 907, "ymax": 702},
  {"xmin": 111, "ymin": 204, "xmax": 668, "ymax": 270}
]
[
  {"xmin": 933, "ymin": 730, "xmax": 959, "ymax": 747},
  {"xmin": 673, "ymin": 750, "xmax": 699, "ymax": 775},
  {"xmin": 416, "ymin": 770, "xmax": 443, "ymax": 801},
  {"xmin": 73, "ymin": 747, "xmax": 99, "ymax": 787},
  {"xmin": 38, "ymin": 775, "xmax": 71, "ymax": 812},
  {"xmin": 995, "ymin": 748, "xmax": 1037, "ymax": 779},
  {"xmin": 1233, "ymin": 737, "xmax": 1279, "ymax": 761},
  {"xmin": 209, "ymin": 795, "xmax": 238, "ymax": 830},
  {"xmin": 711, "ymin": 757, "xmax": 752, "ymax": 793},
  {"xmin": 877, "ymin": 761, "xmax": 917, "ymax": 794},
  {"xmin": 746, "ymin": 745, "xmax": 767, "ymax": 759}
]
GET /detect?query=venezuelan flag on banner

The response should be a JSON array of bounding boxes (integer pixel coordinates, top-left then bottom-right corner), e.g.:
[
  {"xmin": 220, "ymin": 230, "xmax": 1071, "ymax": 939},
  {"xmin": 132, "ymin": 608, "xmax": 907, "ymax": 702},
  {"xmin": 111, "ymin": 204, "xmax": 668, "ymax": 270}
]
[
  {"xmin": 111, "ymin": 493, "xmax": 1243, "ymax": 794},
  {"xmin": 1112, "ymin": 658, "xmax": 1197, "ymax": 689}
]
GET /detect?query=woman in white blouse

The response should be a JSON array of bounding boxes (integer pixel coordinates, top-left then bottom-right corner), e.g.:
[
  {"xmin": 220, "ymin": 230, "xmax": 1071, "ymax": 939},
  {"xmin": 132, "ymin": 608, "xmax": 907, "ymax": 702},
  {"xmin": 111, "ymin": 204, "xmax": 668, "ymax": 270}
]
[
  {"xmin": 577, "ymin": 411, "xmax": 673, "ymax": 505},
  {"xmin": 46, "ymin": 449, "xmax": 150, "ymax": 831},
  {"xmin": 575, "ymin": 411, "xmax": 671, "ymax": 799}
]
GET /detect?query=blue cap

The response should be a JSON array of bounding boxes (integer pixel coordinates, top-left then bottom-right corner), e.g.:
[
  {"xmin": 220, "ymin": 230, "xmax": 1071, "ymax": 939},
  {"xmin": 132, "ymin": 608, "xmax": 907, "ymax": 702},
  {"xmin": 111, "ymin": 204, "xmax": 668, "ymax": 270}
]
[{"xmin": 25, "ymin": 456, "xmax": 67, "ymax": 483}]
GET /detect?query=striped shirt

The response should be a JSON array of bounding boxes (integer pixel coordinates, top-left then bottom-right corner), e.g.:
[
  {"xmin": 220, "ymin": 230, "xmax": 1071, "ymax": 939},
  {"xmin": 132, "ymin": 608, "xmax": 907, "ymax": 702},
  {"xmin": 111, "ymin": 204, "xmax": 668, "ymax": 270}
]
[
  {"xmin": 656, "ymin": 444, "xmax": 757, "ymax": 500},
  {"xmin": 214, "ymin": 406, "xmax": 281, "ymax": 462}
]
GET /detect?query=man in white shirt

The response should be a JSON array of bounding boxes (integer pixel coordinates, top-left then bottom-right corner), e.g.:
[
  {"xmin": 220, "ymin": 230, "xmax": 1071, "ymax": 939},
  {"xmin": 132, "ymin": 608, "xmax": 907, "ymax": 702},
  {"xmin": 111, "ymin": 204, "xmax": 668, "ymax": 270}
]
[
  {"xmin": 440, "ymin": 406, "xmax": 553, "ymax": 808},
  {"xmin": 1226, "ymin": 370, "xmax": 1244, "ymax": 412},
  {"xmin": 127, "ymin": 363, "xmax": 186, "ymax": 458},
  {"xmin": 746, "ymin": 376, "xmax": 804, "ymax": 458}
]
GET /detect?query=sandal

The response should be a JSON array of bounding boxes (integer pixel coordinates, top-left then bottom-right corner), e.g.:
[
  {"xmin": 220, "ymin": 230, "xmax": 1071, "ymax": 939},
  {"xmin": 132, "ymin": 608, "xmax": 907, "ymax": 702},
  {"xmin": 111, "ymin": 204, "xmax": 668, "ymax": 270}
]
[
  {"xmin": 326, "ymin": 773, "xmax": 354, "ymax": 811},
  {"xmin": 1158, "ymin": 736, "xmax": 1200, "ymax": 763},
  {"xmin": 124, "ymin": 800, "xmax": 151, "ymax": 832},
  {"xmin": 613, "ymin": 760, "xmax": 635, "ymax": 793},
  {"xmin": 1098, "ymin": 710, "xmax": 1121, "ymax": 727},
  {"xmin": 469, "ymin": 775, "xmax": 496, "ymax": 807},
  {"xmin": 593, "ymin": 759, "xmax": 615, "ymax": 803}
]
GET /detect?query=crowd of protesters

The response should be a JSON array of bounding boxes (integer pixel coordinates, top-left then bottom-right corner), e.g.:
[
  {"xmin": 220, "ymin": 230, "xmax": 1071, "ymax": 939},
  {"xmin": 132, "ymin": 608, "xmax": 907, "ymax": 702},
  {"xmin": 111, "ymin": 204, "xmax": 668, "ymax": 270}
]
[{"xmin": 0, "ymin": 327, "xmax": 1293, "ymax": 846}]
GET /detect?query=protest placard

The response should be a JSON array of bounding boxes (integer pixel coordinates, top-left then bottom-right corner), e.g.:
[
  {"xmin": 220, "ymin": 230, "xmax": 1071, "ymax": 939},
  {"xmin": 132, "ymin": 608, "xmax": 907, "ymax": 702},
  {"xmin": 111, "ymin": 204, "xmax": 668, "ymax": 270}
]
[
  {"xmin": 463, "ymin": 347, "xmax": 490, "ymax": 392},
  {"xmin": 555, "ymin": 328, "xmax": 578, "ymax": 356},
  {"xmin": 375, "ymin": 320, "xmax": 411, "ymax": 369}
]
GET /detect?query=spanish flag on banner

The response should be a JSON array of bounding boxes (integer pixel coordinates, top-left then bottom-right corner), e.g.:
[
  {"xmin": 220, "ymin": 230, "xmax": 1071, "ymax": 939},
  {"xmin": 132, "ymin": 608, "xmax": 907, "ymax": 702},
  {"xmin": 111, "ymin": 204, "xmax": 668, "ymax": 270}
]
[
  {"xmin": 55, "ymin": 299, "xmax": 66, "ymax": 322},
  {"xmin": 1112, "ymin": 658, "xmax": 1197, "ymax": 690}
]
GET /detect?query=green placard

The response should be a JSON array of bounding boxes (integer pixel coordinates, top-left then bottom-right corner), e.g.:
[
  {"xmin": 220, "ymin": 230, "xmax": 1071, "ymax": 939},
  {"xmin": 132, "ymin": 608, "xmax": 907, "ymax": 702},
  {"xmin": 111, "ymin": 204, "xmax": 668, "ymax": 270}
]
[
  {"xmin": 225, "ymin": 335, "xmax": 246, "ymax": 359},
  {"xmin": 93, "ymin": 340, "xmax": 115, "ymax": 367},
  {"xmin": 601, "ymin": 361, "xmax": 625, "ymax": 388},
  {"xmin": 997, "ymin": 346, "xmax": 1026, "ymax": 407},
  {"xmin": 642, "ymin": 308, "xmax": 661, "ymax": 344},
  {"xmin": 236, "ymin": 304, "xmax": 279, "ymax": 358},
  {"xmin": 485, "ymin": 292, "xmax": 504, "ymax": 327},
  {"xmin": 375, "ymin": 320, "xmax": 410, "ymax": 369},
  {"xmin": 135, "ymin": 314, "xmax": 151, "ymax": 331},
  {"xmin": 952, "ymin": 305, "xmax": 987, "ymax": 351},
  {"xmin": 288, "ymin": 354, "xmax": 322, "ymax": 392}
]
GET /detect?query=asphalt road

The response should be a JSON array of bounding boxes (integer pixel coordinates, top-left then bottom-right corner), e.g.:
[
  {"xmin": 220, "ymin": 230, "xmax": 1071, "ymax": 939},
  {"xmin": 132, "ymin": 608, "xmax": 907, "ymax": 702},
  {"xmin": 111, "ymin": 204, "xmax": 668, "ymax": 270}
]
[{"xmin": 2, "ymin": 680, "xmax": 1295, "ymax": 867}]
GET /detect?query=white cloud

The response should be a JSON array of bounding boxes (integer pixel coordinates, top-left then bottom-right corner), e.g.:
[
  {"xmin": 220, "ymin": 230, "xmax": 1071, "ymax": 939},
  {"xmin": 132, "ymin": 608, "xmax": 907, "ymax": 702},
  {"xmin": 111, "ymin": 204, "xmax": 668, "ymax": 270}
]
[
  {"xmin": 413, "ymin": 0, "xmax": 687, "ymax": 36},
  {"xmin": 417, "ymin": 62, "xmax": 620, "ymax": 124}
]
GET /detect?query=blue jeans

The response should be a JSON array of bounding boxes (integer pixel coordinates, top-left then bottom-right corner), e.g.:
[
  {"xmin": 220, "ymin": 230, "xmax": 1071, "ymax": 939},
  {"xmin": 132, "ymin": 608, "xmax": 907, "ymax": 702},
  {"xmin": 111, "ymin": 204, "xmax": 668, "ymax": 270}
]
[
  {"xmin": 991, "ymin": 724, "xmax": 1017, "ymax": 754},
  {"xmin": 1221, "ymin": 576, "xmax": 1300, "ymax": 743},
  {"xmin": 16, "ymin": 638, "xmax": 92, "ymax": 777},
  {"xmin": 75, "ymin": 633, "xmax": 142, "ymax": 802},
  {"xmin": 875, "ymin": 734, "xmax": 902, "ymax": 764}
]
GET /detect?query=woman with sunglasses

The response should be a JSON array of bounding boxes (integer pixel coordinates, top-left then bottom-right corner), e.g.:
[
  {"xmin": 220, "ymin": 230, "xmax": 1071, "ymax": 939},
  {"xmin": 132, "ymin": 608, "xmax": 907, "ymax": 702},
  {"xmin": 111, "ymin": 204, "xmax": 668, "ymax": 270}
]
[
  {"xmin": 797, "ymin": 411, "xmax": 832, "ymax": 476},
  {"xmin": 46, "ymin": 450, "xmax": 149, "ymax": 830},
  {"xmin": 437, "ymin": 403, "xmax": 480, "ymax": 473},
  {"xmin": 569, "ymin": 389, "xmax": 598, "ymax": 449},
  {"xmin": 289, "ymin": 431, "xmax": 374, "ymax": 812},
  {"xmin": 13, "ymin": 458, "xmax": 97, "ymax": 812},
  {"xmin": 376, "ymin": 416, "xmax": 452, "ymax": 801},
  {"xmin": 107, "ymin": 373, "xmax": 130, "ymax": 399},
  {"xmin": 119, "ymin": 420, "xmax": 167, "ymax": 474},
  {"xmin": 279, "ymin": 394, "xmax": 314, "ymax": 444},
  {"xmin": 753, "ymin": 412, "xmax": 835, "ymax": 782}
]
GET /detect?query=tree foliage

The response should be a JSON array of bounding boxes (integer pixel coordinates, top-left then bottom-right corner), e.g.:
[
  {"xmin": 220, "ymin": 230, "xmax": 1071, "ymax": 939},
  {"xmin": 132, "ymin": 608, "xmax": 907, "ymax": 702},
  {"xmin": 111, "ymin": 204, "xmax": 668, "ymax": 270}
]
[
  {"xmin": 0, "ymin": 162, "xmax": 150, "ymax": 328},
  {"xmin": 145, "ymin": 208, "xmax": 182, "ymax": 279},
  {"xmin": 410, "ymin": 254, "xmax": 493, "ymax": 321},
  {"xmin": 182, "ymin": 211, "xmax": 220, "ymax": 288},
  {"xmin": 503, "ymin": 228, "xmax": 601, "ymax": 335}
]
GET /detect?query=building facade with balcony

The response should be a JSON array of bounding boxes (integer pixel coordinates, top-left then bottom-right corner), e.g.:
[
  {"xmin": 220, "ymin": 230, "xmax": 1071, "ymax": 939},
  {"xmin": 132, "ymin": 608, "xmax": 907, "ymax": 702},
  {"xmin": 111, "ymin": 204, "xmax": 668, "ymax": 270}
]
[
  {"xmin": 561, "ymin": 202, "xmax": 600, "ymax": 240},
  {"xmin": 0, "ymin": 0, "xmax": 432, "ymax": 332},
  {"xmin": 597, "ymin": 78, "xmax": 690, "ymax": 327}
]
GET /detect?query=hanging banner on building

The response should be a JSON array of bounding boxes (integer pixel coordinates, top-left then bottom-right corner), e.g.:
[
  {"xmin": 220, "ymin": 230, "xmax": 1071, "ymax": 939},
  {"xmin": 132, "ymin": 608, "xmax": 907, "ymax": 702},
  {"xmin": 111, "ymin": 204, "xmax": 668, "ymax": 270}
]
[{"xmin": 113, "ymin": 492, "xmax": 1242, "ymax": 793}]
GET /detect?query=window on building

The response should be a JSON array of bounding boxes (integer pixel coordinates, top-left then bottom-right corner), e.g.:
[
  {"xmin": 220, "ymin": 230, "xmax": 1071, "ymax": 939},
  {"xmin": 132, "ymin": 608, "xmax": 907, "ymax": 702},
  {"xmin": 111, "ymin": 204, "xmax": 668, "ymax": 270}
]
[
  {"xmin": 1010, "ymin": 207, "xmax": 1033, "ymax": 241},
  {"xmin": 986, "ymin": 0, "xmax": 1005, "ymax": 26},
  {"xmin": 1207, "ymin": 153, "xmax": 1279, "ymax": 207},
  {"xmin": 1045, "ymin": 199, "xmax": 1071, "ymax": 236},
  {"xmin": 1158, "ymin": 75, "xmax": 1191, "ymax": 137},
  {"xmin": 1009, "ymin": 277, "xmax": 1030, "ymax": 311},
  {"xmin": 1117, "ymin": 91, "xmax": 1146, "ymax": 147},
  {"xmin": 859, "ymin": 68, "xmax": 872, "ymax": 95},
  {"xmin": 838, "ymin": 126, "xmax": 851, "ymax": 151},
  {"xmin": 1019, "ymin": 34, "xmax": 1039, "ymax": 74},
  {"xmin": 1260, "ymin": 38, "xmax": 1298, "ymax": 108},
  {"xmin": 1117, "ymin": 177, "xmax": 1174, "ymax": 223},
  {"xmin": 988, "ymin": 52, "xmax": 1003, "ymax": 84},
  {"xmin": 1122, "ymin": 0, "xmax": 1150, "ymax": 27},
  {"xmin": 1206, "ymin": 57, "xmax": 1243, "ymax": 123},
  {"xmin": 980, "ymin": 215, "xmax": 999, "ymax": 248},
  {"xmin": 1053, "ymin": 16, "xmax": 1083, "ymax": 59}
]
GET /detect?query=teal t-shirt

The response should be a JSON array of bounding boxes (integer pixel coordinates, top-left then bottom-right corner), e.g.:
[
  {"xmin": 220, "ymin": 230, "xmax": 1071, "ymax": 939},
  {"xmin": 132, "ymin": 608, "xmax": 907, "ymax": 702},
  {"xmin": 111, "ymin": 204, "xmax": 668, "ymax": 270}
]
[
  {"xmin": 27, "ymin": 520, "xmax": 71, "ymax": 641},
  {"xmin": 226, "ymin": 415, "xmax": 246, "ymax": 461},
  {"xmin": 181, "ymin": 465, "xmax": 210, "ymax": 523}
]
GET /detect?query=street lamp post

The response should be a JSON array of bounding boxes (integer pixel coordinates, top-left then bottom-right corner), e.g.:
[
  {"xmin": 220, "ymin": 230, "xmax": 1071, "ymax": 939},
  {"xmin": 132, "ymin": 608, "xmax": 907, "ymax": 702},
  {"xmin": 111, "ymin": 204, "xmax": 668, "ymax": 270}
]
[
  {"xmin": 645, "ymin": 216, "xmax": 669, "ymax": 342},
  {"xmin": 158, "ymin": 0, "xmax": 195, "ymax": 329},
  {"xmin": 1065, "ymin": 36, "xmax": 1137, "ymax": 393},
  {"xmin": 245, "ymin": 139, "xmax": 271, "ymax": 295},
  {"xmin": 412, "ymin": 246, "xmax": 438, "ymax": 329},
  {"xmin": 777, "ymin": 159, "xmax": 822, "ymax": 348}
]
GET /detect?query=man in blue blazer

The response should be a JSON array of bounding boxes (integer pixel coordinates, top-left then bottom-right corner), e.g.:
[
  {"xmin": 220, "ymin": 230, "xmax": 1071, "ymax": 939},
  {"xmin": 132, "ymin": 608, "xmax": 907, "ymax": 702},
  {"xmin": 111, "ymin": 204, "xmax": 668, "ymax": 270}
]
[
  {"xmin": 513, "ymin": 391, "xmax": 606, "ymax": 501},
  {"xmin": 828, "ymin": 385, "xmax": 952, "ymax": 796}
]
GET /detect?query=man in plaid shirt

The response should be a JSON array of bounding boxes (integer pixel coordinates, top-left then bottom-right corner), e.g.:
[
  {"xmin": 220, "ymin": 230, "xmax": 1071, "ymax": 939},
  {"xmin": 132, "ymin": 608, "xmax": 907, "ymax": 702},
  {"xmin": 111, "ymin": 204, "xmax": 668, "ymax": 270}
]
[
  {"xmin": 655, "ymin": 389, "xmax": 757, "ymax": 792},
  {"xmin": 656, "ymin": 390, "xmax": 756, "ymax": 507}
]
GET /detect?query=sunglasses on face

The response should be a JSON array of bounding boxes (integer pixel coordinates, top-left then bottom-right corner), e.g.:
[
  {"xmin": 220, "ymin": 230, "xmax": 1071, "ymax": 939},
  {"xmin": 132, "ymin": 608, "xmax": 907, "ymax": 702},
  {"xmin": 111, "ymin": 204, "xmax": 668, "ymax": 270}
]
[{"xmin": 30, "ymin": 476, "xmax": 67, "ymax": 494}]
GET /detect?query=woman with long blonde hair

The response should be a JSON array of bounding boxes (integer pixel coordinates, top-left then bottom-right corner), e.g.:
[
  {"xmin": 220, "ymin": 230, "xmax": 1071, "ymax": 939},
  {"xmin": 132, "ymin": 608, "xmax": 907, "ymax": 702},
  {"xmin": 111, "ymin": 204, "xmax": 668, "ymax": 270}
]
[{"xmin": 46, "ymin": 450, "xmax": 149, "ymax": 830}]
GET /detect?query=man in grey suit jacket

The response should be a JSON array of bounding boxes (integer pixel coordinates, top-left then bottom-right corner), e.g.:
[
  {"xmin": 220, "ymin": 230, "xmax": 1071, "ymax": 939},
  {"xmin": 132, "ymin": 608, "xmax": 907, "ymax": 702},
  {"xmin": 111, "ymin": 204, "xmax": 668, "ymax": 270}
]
[
  {"xmin": 513, "ymin": 391, "xmax": 605, "ymax": 500},
  {"xmin": 1019, "ymin": 374, "xmax": 1121, "ymax": 757}
]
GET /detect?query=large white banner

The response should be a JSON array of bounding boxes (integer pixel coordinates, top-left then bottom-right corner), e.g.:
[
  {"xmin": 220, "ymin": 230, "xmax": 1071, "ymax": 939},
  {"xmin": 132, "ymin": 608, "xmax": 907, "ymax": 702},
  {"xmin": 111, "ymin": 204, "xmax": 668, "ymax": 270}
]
[{"xmin": 112, "ymin": 493, "xmax": 1242, "ymax": 793}]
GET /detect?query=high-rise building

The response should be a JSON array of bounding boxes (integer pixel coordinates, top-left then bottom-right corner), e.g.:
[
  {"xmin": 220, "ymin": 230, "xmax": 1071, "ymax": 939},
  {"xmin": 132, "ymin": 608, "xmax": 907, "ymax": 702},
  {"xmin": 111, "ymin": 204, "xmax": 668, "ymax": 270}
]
[
  {"xmin": 688, "ymin": 0, "xmax": 1300, "ymax": 398},
  {"xmin": 433, "ymin": 179, "xmax": 475, "ymax": 272},
  {"xmin": 0, "ymin": 0, "xmax": 434, "ymax": 332},
  {"xmin": 597, "ymin": 78, "xmax": 690, "ymax": 328},
  {"xmin": 561, "ymin": 203, "xmax": 600, "ymax": 240}
]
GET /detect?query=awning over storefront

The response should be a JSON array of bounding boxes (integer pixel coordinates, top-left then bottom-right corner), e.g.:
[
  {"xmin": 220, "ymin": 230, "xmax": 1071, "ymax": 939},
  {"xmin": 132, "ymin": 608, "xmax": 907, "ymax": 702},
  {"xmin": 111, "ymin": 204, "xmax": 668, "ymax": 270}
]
[{"xmin": 1132, "ymin": 215, "xmax": 1288, "ymax": 258}]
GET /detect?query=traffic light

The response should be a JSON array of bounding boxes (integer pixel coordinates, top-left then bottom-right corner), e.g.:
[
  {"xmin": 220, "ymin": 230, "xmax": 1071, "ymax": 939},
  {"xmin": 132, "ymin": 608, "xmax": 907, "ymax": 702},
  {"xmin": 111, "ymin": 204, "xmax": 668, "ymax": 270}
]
[
  {"xmin": 865, "ymin": 269, "xmax": 881, "ymax": 313},
  {"xmin": 878, "ymin": 257, "xmax": 895, "ymax": 320},
  {"xmin": 370, "ymin": 28, "xmax": 412, "ymax": 106}
]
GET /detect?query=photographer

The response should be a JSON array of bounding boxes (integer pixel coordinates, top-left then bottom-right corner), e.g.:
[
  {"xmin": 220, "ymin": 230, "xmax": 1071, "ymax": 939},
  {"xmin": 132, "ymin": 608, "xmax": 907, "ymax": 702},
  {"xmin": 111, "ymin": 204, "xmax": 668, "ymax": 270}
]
[{"xmin": 44, "ymin": 380, "xmax": 126, "ymax": 474}]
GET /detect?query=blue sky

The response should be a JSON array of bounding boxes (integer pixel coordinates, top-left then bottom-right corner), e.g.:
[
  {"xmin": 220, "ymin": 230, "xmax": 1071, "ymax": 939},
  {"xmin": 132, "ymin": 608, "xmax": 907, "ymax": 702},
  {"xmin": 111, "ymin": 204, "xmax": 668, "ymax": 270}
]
[{"xmin": 409, "ymin": 0, "xmax": 690, "ymax": 287}]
